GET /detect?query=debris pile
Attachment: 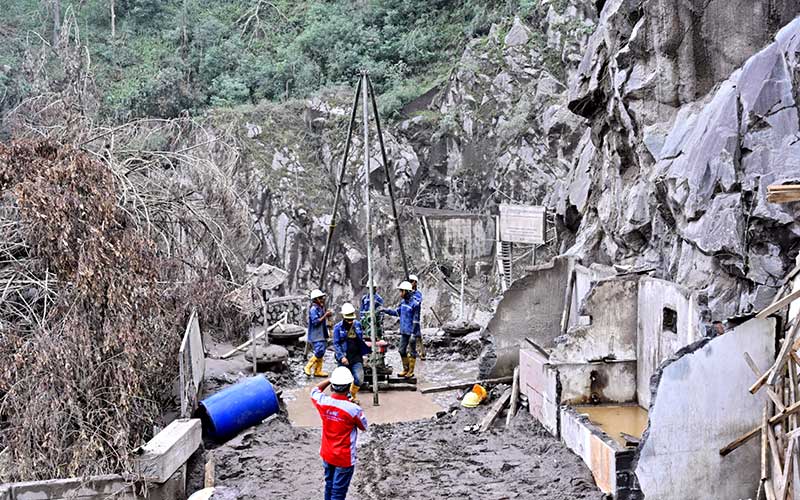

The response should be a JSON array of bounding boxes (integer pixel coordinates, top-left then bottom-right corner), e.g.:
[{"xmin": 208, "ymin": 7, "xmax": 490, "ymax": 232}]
[{"xmin": 0, "ymin": 139, "xmax": 250, "ymax": 481}]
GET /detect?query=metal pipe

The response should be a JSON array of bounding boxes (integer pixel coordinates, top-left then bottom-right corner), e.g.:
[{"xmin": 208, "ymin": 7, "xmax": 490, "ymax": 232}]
[
  {"xmin": 319, "ymin": 78, "xmax": 363, "ymax": 287},
  {"xmin": 366, "ymin": 74, "xmax": 410, "ymax": 279},
  {"xmin": 362, "ymin": 72, "xmax": 380, "ymax": 406}
]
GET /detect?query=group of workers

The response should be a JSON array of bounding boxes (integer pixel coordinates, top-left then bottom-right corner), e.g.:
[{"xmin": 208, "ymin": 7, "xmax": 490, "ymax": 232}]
[
  {"xmin": 307, "ymin": 274, "xmax": 423, "ymax": 500},
  {"xmin": 303, "ymin": 274, "xmax": 423, "ymax": 405}
]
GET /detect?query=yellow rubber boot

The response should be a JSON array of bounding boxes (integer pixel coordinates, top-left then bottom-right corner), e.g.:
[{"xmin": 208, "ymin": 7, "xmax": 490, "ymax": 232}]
[
  {"xmin": 313, "ymin": 357, "xmax": 329, "ymax": 378},
  {"xmin": 398, "ymin": 356, "xmax": 409, "ymax": 377},
  {"xmin": 304, "ymin": 356, "xmax": 317, "ymax": 377},
  {"xmin": 350, "ymin": 383, "xmax": 360, "ymax": 405},
  {"xmin": 405, "ymin": 357, "xmax": 416, "ymax": 378}
]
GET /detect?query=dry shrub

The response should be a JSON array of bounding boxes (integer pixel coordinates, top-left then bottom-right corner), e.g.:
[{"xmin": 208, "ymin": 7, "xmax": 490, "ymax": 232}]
[{"xmin": 0, "ymin": 141, "xmax": 182, "ymax": 480}]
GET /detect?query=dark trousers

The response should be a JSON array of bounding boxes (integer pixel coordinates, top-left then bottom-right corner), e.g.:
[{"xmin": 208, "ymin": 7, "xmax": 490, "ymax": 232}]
[
  {"xmin": 398, "ymin": 333, "xmax": 417, "ymax": 358},
  {"xmin": 323, "ymin": 461, "xmax": 355, "ymax": 500}
]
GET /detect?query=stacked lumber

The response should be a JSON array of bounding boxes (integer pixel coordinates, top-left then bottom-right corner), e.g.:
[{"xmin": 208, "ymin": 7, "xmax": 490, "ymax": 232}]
[
  {"xmin": 767, "ymin": 185, "xmax": 800, "ymax": 203},
  {"xmin": 722, "ymin": 263, "xmax": 800, "ymax": 500}
]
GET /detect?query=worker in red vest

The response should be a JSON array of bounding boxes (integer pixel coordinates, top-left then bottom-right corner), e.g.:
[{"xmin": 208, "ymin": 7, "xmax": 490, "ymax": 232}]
[{"xmin": 311, "ymin": 367, "xmax": 369, "ymax": 500}]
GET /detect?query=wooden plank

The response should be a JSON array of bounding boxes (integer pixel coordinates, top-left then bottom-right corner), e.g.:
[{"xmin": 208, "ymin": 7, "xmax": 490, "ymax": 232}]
[
  {"xmin": 770, "ymin": 401, "xmax": 800, "ymax": 425},
  {"xmin": 767, "ymin": 319, "xmax": 800, "ymax": 387},
  {"xmin": 505, "ymin": 366, "xmax": 520, "ymax": 428},
  {"xmin": 134, "ymin": 419, "xmax": 202, "ymax": 483},
  {"xmin": 745, "ymin": 352, "xmax": 786, "ymax": 411},
  {"xmin": 778, "ymin": 436, "xmax": 796, "ymax": 500},
  {"xmin": 420, "ymin": 376, "xmax": 514, "ymax": 394},
  {"xmin": 757, "ymin": 288, "xmax": 800, "ymax": 319},
  {"xmin": 763, "ymin": 406, "xmax": 770, "ymax": 482},
  {"xmin": 221, "ymin": 315, "xmax": 287, "ymax": 359},
  {"xmin": 478, "ymin": 387, "xmax": 513, "ymax": 433},
  {"xmin": 720, "ymin": 425, "xmax": 761, "ymax": 456},
  {"xmin": 204, "ymin": 457, "xmax": 215, "ymax": 489},
  {"xmin": 766, "ymin": 479, "xmax": 778, "ymax": 500}
]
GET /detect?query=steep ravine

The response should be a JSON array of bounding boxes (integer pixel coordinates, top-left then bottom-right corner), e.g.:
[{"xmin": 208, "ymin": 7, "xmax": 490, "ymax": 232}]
[{"xmin": 218, "ymin": 2, "xmax": 800, "ymax": 321}]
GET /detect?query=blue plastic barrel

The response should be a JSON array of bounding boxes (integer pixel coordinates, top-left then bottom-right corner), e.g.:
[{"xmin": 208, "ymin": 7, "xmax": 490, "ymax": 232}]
[{"xmin": 198, "ymin": 375, "xmax": 280, "ymax": 441}]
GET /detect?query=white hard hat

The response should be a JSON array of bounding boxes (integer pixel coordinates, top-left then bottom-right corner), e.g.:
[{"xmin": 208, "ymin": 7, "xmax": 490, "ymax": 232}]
[
  {"xmin": 309, "ymin": 289, "xmax": 326, "ymax": 300},
  {"xmin": 341, "ymin": 302, "xmax": 357, "ymax": 319},
  {"xmin": 330, "ymin": 366, "xmax": 355, "ymax": 386},
  {"xmin": 408, "ymin": 274, "xmax": 419, "ymax": 282},
  {"xmin": 398, "ymin": 281, "xmax": 413, "ymax": 291}
]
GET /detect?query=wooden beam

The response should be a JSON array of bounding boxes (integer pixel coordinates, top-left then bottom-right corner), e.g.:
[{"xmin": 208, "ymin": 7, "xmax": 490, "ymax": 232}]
[
  {"xmin": 757, "ymin": 288, "xmax": 800, "ymax": 319},
  {"xmin": 505, "ymin": 366, "xmax": 520, "ymax": 428},
  {"xmin": 770, "ymin": 401, "xmax": 800, "ymax": 425},
  {"xmin": 134, "ymin": 419, "xmax": 202, "ymax": 483},
  {"xmin": 762, "ymin": 406, "xmax": 769, "ymax": 482},
  {"xmin": 745, "ymin": 352, "xmax": 786, "ymax": 411},
  {"xmin": 478, "ymin": 387, "xmax": 512, "ymax": 433},
  {"xmin": 221, "ymin": 314, "xmax": 287, "ymax": 359},
  {"xmin": 765, "ymin": 479, "xmax": 778, "ymax": 500},
  {"xmin": 768, "ymin": 319, "xmax": 800, "ymax": 386},
  {"xmin": 421, "ymin": 376, "xmax": 514, "ymax": 394},
  {"xmin": 720, "ymin": 425, "xmax": 761, "ymax": 456},
  {"xmin": 777, "ymin": 436, "xmax": 795, "ymax": 500},
  {"xmin": 768, "ymin": 423, "xmax": 784, "ymax": 479}
]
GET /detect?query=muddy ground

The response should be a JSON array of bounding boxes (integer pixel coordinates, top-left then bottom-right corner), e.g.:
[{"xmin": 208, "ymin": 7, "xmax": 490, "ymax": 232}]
[
  {"xmin": 188, "ymin": 332, "xmax": 605, "ymax": 499},
  {"xmin": 187, "ymin": 397, "xmax": 604, "ymax": 500}
]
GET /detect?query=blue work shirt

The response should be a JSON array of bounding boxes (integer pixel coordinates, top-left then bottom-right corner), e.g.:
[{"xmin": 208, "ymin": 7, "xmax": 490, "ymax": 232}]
[
  {"xmin": 333, "ymin": 320, "xmax": 372, "ymax": 363},
  {"xmin": 412, "ymin": 289, "xmax": 422, "ymax": 337},
  {"xmin": 383, "ymin": 295, "xmax": 419, "ymax": 336},
  {"xmin": 359, "ymin": 292, "xmax": 384, "ymax": 315},
  {"xmin": 307, "ymin": 302, "xmax": 329, "ymax": 343}
]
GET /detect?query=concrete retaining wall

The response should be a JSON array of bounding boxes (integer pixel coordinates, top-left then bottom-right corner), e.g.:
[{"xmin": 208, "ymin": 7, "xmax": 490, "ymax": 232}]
[
  {"xmin": 519, "ymin": 348, "xmax": 559, "ymax": 435},
  {"xmin": 636, "ymin": 278, "xmax": 706, "ymax": 407},
  {"xmin": 481, "ymin": 256, "xmax": 576, "ymax": 378},
  {"xmin": 4, "ymin": 467, "xmax": 185, "ymax": 500},
  {"xmin": 558, "ymin": 361, "xmax": 637, "ymax": 405},
  {"xmin": 560, "ymin": 407, "xmax": 621, "ymax": 495},
  {"xmin": 551, "ymin": 276, "xmax": 639, "ymax": 364},
  {"xmin": 635, "ymin": 318, "xmax": 774, "ymax": 500}
]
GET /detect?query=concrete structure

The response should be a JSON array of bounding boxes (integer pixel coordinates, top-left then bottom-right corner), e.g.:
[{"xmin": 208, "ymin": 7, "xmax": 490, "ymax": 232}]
[
  {"xmin": 135, "ymin": 419, "xmax": 202, "ymax": 483},
  {"xmin": 636, "ymin": 318, "xmax": 774, "ymax": 500},
  {"xmin": 1, "ymin": 419, "xmax": 201, "ymax": 500},
  {"xmin": 2, "ymin": 468, "xmax": 186, "ymax": 500},
  {"xmin": 636, "ymin": 277, "xmax": 707, "ymax": 407},
  {"xmin": 511, "ymin": 256, "xmax": 771, "ymax": 498},
  {"xmin": 481, "ymin": 256, "xmax": 576, "ymax": 378},
  {"xmin": 560, "ymin": 407, "xmax": 638, "ymax": 496}
]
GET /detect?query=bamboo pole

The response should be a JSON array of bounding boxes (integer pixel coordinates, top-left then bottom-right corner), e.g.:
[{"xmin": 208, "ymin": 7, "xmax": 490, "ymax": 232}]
[
  {"xmin": 366, "ymin": 74, "xmax": 409, "ymax": 279},
  {"xmin": 362, "ymin": 71, "xmax": 380, "ymax": 406},
  {"xmin": 319, "ymin": 78, "xmax": 362, "ymax": 286}
]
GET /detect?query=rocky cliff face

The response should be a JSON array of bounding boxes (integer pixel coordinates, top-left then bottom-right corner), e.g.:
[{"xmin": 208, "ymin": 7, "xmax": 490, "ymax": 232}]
[
  {"xmin": 561, "ymin": 1, "xmax": 800, "ymax": 317},
  {"xmin": 221, "ymin": 1, "xmax": 800, "ymax": 321}
]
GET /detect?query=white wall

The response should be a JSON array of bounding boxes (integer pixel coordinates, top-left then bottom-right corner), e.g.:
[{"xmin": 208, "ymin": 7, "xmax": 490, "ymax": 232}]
[
  {"xmin": 636, "ymin": 277, "xmax": 704, "ymax": 407},
  {"xmin": 636, "ymin": 318, "xmax": 774, "ymax": 500}
]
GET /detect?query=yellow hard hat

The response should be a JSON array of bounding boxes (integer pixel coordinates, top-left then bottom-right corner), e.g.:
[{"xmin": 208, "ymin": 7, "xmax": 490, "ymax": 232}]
[
  {"xmin": 461, "ymin": 384, "xmax": 488, "ymax": 408},
  {"xmin": 461, "ymin": 391, "xmax": 481, "ymax": 408}
]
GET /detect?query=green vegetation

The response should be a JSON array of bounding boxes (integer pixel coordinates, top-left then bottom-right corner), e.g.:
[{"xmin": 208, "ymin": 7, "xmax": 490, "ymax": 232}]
[{"xmin": 0, "ymin": 0, "xmax": 537, "ymax": 121}]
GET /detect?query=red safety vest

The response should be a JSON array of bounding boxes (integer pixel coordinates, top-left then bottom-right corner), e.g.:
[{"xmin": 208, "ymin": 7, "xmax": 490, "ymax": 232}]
[{"xmin": 311, "ymin": 388, "xmax": 368, "ymax": 467}]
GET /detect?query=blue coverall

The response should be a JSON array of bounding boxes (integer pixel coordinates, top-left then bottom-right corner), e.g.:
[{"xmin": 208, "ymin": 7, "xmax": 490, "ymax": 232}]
[
  {"xmin": 333, "ymin": 320, "xmax": 372, "ymax": 387},
  {"xmin": 307, "ymin": 302, "xmax": 329, "ymax": 358},
  {"xmin": 383, "ymin": 294, "xmax": 420, "ymax": 358}
]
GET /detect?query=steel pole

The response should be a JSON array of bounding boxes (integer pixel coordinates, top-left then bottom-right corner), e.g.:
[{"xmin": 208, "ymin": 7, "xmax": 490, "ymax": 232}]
[
  {"xmin": 362, "ymin": 72, "xmax": 380, "ymax": 406},
  {"xmin": 319, "ymin": 78, "xmax": 363, "ymax": 287},
  {"xmin": 366, "ymin": 75, "xmax": 410, "ymax": 279}
]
